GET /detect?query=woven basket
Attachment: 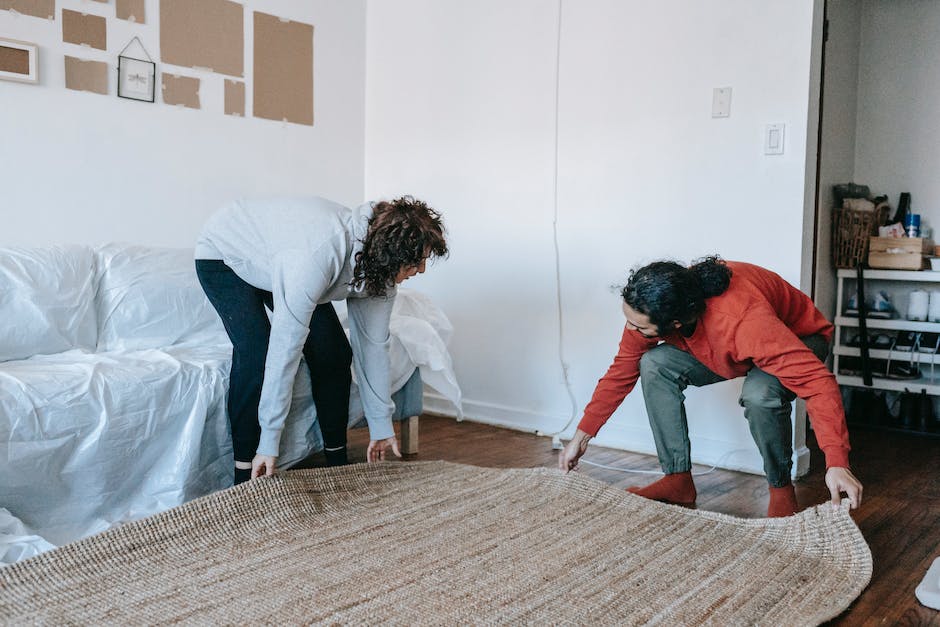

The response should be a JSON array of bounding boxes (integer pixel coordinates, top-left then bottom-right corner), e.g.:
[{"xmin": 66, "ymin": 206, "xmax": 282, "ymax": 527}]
[{"xmin": 832, "ymin": 206, "xmax": 889, "ymax": 269}]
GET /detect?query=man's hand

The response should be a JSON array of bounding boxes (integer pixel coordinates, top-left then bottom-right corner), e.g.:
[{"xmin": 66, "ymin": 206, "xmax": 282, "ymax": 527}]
[
  {"xmin": 558, "ymin": 429, "xmax": 592, "ymax": 473},
  {"xmin": 367, "ymin": 437, "xmax": 401, "ymax": 463},
  {"xmin": 251, "ymin": 454, "xmax": 277, "ymax": 479},
  {"xmin": 825, "ymin": 466, "xmax": 863, "ymax": 509}
]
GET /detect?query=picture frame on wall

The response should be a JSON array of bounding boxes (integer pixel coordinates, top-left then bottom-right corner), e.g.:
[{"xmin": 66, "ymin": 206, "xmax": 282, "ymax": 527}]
[
  {"xmin": 118, "ymin": 55, "xmax": 156, "ymax": 102},
  {"xmin": 0, "ymin": 38, "xmax": 39, "ymax": 84}
]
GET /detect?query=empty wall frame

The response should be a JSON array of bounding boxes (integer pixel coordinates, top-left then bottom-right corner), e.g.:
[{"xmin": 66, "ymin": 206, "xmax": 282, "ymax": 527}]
[
  {"xmin": 0, "ymin": 38, "xmax": 38, "ymax": 83},
  {"xmin": 160, "ymin": 0, "xmax": 243, "ymax": 77},
  {"xmin": 253, "ymin": 12, "xmax": 313, "ymax": 126}
]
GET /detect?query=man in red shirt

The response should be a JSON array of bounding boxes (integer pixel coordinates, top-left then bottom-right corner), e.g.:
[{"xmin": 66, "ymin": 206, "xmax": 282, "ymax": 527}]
[{"xmin": 558, "ymin": 256, "xmax": 863, "ymax": 517}]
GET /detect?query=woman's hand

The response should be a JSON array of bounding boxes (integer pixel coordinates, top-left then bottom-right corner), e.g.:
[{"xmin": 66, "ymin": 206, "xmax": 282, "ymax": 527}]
[
  {"xmin": 558, "ymin": 429, "xmax": 592, "ymax": 473},
  {"xmin": 367, "ymin": 437, "xmax": 401, "ymax": 463},
  {"xmin": 251, "ymin": 454, "xmax": 277, "ymax": 479},
  {"xmin": 825, "ymin": 466, "xmax": 863, "ymax": 509}
]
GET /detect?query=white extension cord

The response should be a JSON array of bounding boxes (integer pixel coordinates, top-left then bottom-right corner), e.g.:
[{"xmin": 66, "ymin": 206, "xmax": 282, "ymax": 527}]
[
  {"xmin": 540, "ymin": 0, "xmax": 579, "ymax": 450},
  {"xmin": 577, "ymin": 449, "xmax": 752, "ymax": 476}
]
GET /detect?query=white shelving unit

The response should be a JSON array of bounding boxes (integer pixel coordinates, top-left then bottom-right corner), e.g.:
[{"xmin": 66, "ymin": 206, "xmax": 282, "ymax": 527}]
[{"xmin": 834, "ymin": 268, "xmax": 940, "ymax": 395}]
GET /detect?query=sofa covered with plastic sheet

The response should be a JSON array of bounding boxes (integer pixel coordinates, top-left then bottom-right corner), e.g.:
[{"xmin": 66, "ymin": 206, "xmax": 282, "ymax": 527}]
[{"xmin": 0, "ymin": 243, "xmax": 462, "ymax": 559}]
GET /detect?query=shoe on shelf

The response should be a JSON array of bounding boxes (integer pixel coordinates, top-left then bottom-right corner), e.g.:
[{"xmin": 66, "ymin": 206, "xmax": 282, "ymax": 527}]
[
  {"xmin": 870, "ymin": 290, "xmax": 895, "ymax": 319},
  {"xmin": 843, "ymin": 290, "xmax": 895, "ymax": 319},
  {"xmin": 919, "ymin": 332, "xmax": 940, "ymax": 354},
  {"xmin": 894, "ymin": 331, "xmax": 921, "ymax": 352},
  {"xmin": 845, "ymin": 292, "xmax": 859, "ymax": 316},
  {"xmin": 846, "ymin": 332, "xmax": 894, "ymax": 349},
  {"xmin": 886, "ymin": 362, "xmax": 921, "ymax": 380}
]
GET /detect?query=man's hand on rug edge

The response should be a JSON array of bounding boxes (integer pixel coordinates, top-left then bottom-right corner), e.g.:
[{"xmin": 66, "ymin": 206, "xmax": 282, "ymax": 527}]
[
  {"xmin": 367, "ymin": 437, "xmax": 401, "ymax": 463},
  {"xmin": 559, "ymin": 429, "xmax": 592, "ymax": 473},
  {"xmin": 252, "ymin": 454, "xmax": 277, "ymax": 479},
  {"xmin": 825, "ymin": 466, "xmax": 863, "ymax": 510}
]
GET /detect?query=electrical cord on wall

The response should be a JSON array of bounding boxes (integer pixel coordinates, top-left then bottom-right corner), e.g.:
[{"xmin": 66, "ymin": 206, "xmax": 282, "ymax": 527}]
[{"xmin": 534, "ymin": 0, "xmax": 580, "ymax": 452}]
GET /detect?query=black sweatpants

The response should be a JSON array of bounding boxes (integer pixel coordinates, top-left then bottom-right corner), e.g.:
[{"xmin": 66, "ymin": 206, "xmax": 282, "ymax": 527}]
[{"xmin": 195, "ymin": 259, "xmax": 352, "ymax": 463}]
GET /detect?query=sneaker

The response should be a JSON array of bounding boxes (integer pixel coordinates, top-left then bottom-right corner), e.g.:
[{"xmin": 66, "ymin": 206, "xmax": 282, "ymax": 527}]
[
  {"xmin": 886, "ymin": 362, "xmax": 921, "ymax": 379},
  {"xmin": 847, "ymin": 332, "xmax": 893, "ymax": 349},
  {"xmin": 919, "ymin": 333, "xmax": 940, "ymax": 354},
  {"xmin": 845, "ymin": 292, "xmax": 859, "ymax": 316},
  {"xmin": 894, "ymin": 331, "xmax": 921, "ymax": 352},
  {"xmin": 844, "ymin": 290, "xmax": 894, "ymax": 318},
  {"xmin": 870, "ymin": 290, "xmax": 895, "ymax": 319}
]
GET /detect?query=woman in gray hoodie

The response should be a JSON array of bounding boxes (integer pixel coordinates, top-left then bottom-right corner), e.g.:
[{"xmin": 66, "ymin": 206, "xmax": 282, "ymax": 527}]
[{"xmin": 195, "ymin": 195, "xmax": 448, "ymax": 484}]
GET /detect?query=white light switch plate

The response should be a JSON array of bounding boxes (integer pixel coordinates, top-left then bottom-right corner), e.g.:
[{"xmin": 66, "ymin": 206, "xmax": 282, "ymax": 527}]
[
  {"xmin": 712, "ymin": 87, "xmax": 732, "ymax": 118},
  {"xmin": 764, "ymin": 123, "xmax": 785, "ymax": 155}
]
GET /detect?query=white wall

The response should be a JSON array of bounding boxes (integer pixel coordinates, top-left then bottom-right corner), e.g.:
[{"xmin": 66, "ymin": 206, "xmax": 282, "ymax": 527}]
[
  {"xmin": 855, "ymin": 0, "xmax": 940, "ymax": 233},
  {"xmin": 0, "ymin": 0, "xmax": 366, "ymax": 247},
  {"xmin": 366, "ymin": 0, "xmax": 819, "ymax": 474}
]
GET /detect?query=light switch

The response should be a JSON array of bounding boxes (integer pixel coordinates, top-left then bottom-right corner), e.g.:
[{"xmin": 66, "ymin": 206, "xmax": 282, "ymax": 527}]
[
  {"xmin": 764, "ymin": 123, "xmax": 785, "ymax": 155},
  {"xmin": 712, "ymin": 87, "xmax": 732, "ymax": 118}
]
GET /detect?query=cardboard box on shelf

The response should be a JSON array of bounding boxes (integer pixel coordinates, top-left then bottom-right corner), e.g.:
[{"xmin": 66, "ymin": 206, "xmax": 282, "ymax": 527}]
[{"xmin": 868, "ymin": 236, "xmax": 934, "ymax": 270}]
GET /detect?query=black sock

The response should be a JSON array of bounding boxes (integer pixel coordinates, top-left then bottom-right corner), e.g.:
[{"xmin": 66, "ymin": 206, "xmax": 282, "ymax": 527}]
[
  {"xmin": 234, "ymin": 467, "xmax": 252, "ymax": 485},
  {"xmin": 324, "ymin": 446, "xmax": 348, "ymax": 467}
]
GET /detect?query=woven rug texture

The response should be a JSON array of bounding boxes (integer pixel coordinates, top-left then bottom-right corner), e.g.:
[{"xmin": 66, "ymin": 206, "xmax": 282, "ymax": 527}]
[{"xmin": 0, "ymin": 461, "xmax": 871, "ymax": 625}]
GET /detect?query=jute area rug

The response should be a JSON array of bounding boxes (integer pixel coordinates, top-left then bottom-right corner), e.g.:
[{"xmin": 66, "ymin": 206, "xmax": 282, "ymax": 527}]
[{"xmin": 0, "ymin": 461, "xmax": 871, "ymax": 625}]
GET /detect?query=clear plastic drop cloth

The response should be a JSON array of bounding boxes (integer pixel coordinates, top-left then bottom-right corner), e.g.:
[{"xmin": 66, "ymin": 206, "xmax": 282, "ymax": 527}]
[
  {"xmin": 0, "ymin": 287, "xmax": 461, "ymax": 565},
  {"xmin": 0, "ymin": 508, "xmax": 55, "ymax": 566}
]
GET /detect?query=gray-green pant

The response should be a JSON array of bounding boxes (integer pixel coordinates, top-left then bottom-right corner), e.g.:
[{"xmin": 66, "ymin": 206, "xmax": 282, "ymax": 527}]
[{"xmin": 638, "ymin": 334, "xmax": 829, "ymax": 487}]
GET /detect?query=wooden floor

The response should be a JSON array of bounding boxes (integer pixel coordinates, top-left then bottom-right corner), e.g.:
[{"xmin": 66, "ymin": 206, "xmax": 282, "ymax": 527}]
[{"xmin": 339, "ymin": 415, "xmax": 940, "ymax": 626}]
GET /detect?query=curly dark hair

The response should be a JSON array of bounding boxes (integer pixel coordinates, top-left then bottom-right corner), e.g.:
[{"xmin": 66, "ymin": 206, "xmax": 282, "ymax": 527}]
[
  {"xmin": 621, "ymin": 255, "xmax": 732, "ymax": 332},
  {"xmin": 353, "ymin": 196, "xmax": 448, "ymax": 297}
]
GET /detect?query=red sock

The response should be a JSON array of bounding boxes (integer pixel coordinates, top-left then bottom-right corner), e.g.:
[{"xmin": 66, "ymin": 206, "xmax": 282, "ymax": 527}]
[
  {"xmin": 767, "ymin": 484, "xmax": 798, "ymax": 517},
  {"xmin": 627, "ymin": 471, "xmax": 696, "ymax": 505}
]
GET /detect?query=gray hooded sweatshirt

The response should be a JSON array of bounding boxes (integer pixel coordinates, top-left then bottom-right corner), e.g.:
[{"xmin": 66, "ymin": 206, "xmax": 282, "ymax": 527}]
[{"xmin": 195, "ymin": 196, "xmax": 396, "ymax": 457}]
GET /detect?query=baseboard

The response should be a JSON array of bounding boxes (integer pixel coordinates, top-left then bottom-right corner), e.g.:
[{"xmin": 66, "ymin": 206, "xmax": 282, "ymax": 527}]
[
  {"xmin": 589, "ymin": 420, "xmax": 767, "ymax": 476},
  {"xmin": 423, "ymin": 392, "xmax": 809, "ymax": 479},
  {"xmin": 422, "ymin": 393, "xmax": 568, "ymax": 433}
]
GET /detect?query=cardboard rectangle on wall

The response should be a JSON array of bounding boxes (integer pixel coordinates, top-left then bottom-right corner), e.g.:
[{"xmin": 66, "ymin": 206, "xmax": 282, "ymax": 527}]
[
  {"xmin": 0, "ymin": 0, "xmax": 55, "ymax": 20},
  {"xmin": 0, "ymin": 44, "xmax": 29, "ymax": 75},
  {"xmin": 62, "ymin": 9, "xmax": 107, "ymax": 50},
  {"xmin": 160, "ymin": 0, "xmax": 243, "ymax": 77},
  {"xmin": 162, "ymin": 74, "xmax": 200, "ymax": 109},
  {"xmin": 116, "ymin": 0, "xmax": 145, "ymax": 23},
  {"xmin": 64, "ymin": 56, "xmax": 107, "ymax": 94},
  {"xmin": 224, "ymin": 79, "xmax": 244, "ymax": 117},
  {"xmin": 253, "ymin": 12, "xmax": 313, "ymax": 126}
]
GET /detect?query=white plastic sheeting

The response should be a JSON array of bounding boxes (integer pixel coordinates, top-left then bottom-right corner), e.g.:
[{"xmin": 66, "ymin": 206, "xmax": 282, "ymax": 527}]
[
  {"xmin": 95, "ymin": 244, "xmax": 225, "ymax": 352},
  {"xmin": 0, "ymin": 244, "xmax": 462, "ymax": 565},
  {"xmin": 1, "ymin": 347, "xmax": 233, "ymax": 548},
  {"xmin": 0, "ymin": 246, "xmax": 98, "ymax": 362},
  {"xmin": 0, "ymin": 508, "xmax": 54, "ymax": 565}
]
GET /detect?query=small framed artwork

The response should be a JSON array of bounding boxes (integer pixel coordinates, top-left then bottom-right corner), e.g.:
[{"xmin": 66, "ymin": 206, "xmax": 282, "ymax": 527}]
[
  {"xmin": 0, "ymin": 38, "xmax": 39, "ymax": 84},
  {"xmin": 118, "ymin": 55, "xmax": 155, "ymax": 102}
]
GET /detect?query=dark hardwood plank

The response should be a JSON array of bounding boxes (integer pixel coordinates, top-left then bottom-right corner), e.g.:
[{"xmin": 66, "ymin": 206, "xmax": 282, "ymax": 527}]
[{"xmin": 334, "ymin": 415, "xmax": 940, "ymax": 625}]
